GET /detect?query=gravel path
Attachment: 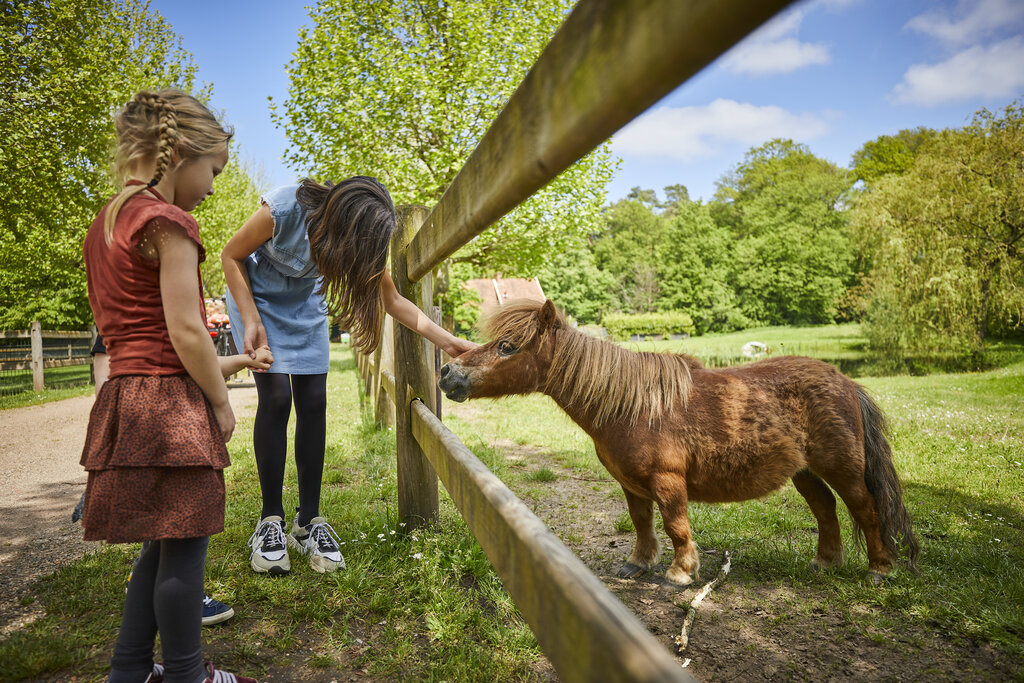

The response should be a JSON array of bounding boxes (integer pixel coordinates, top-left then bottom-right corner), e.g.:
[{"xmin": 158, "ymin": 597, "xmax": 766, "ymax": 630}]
[{"xmin": 0, "ymin": 386, "xmax": 259, "ymax": 636}]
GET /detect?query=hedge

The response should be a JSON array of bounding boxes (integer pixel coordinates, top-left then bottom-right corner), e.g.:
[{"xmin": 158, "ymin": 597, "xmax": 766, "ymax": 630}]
[{"xmin": 602, "ymin": 311, "xmax": 696, "ymax": 341}]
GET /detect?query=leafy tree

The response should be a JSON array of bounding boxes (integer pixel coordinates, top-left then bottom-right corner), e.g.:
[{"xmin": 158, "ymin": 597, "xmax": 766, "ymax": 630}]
[
  {"xmin": 658, "ymin": 201, "xmax": 748, "ymax": 334},
  {"xmin": 275, "ymin": 0, "xmax": 615, "ymax": 276},
  {"xmin": 535, "ymin": 239, "xmax": 617, "ymax": 325},
  {"xmin": 851, "ymin": 101, "xmax": 1024, "ymax": 359},
  {"xmin": 712, "ymin": 139, "xmax": 856, "ymax": 325},
  {"xmin": 592, "ymin": 196, "xmax": 668, "ymax": 313},
  {"xmin": 0, "ymin": 0, "xmax": 203, "ymax": 328},
  {"xmin": 851, "ymin": 127, "xmax": 935, "ymax": 185}
]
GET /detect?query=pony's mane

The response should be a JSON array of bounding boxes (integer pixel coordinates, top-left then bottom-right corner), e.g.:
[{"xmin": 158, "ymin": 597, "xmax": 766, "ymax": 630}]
[{"xmin": 480, "ymin": 300, "xmax": 699, "ymax": 427}]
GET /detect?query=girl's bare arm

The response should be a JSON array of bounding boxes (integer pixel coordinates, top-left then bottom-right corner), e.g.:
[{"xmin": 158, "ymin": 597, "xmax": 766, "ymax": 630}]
[
  {"xmin": 380, "ymin": 272, "xmax": 477, "ymax": 357},
  {"xmin": 221, "ymin": 204, "xmax": 275, "ymax": 355}
]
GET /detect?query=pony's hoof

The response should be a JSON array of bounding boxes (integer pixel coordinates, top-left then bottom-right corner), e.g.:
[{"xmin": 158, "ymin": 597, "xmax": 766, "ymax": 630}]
[
  {"xmin": 616, "ymin": 563, "xmax": 646, "ymax": 579},
  {"xmin": 664, "ymin": 567, "xmax": 695, "ymax": 586},
  {"xmin": 866, "ymin": 571, "xmax": 888, "ymax": 586}
]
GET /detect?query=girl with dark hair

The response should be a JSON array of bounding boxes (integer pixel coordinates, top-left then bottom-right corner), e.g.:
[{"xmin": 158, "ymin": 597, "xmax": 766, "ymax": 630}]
[{"xmin": 222, "ymin": 177, "xmax": 475, "ymax": 575}]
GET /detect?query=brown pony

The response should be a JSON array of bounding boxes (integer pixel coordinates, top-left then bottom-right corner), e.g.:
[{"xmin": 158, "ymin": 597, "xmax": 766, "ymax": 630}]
[{"xmin": 439, "ymin": 299, "xmax": 919, "ymax": 585}]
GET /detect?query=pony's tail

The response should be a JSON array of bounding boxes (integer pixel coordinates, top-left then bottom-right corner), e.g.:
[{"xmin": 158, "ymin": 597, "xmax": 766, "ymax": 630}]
[{"xmin": 857, "ymin": 387, "xmax": 920, "ymax": 568}]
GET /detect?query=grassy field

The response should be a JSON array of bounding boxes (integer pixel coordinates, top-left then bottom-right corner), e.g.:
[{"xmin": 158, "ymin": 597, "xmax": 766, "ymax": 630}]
[{"xmin": 2, "ymin": 327, "xmax": 1023, "ymax": 680}]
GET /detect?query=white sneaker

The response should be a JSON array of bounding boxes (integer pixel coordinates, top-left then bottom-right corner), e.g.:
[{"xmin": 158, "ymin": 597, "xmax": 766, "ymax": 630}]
[
  {"xmin": 247, "ymin": 516, "xmax": 290, "ymax": 574},
  {"xmin": 288, "ymin": 516, "xmax": 345, "ymax": 573}
]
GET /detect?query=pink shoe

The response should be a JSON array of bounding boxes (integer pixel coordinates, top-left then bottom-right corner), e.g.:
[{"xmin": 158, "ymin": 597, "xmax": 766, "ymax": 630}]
[{"xmin": 203, "ymin": 661, "xmax": 258, "ymax": 683}]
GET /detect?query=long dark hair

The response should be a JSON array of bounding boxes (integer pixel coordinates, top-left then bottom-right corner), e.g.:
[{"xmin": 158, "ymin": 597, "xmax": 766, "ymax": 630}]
[{"xmin": 298, "ymin": 176, "xmax": 396, "ymax": 353}]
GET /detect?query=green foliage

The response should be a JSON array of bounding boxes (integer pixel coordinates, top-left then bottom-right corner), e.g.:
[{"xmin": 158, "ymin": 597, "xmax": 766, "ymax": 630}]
[
  {"xmin": 192, "ymin": 154, "xmax": 268, "ymax": 297},
  {"xmin": 0, "ymin": 0, "xmax": 204, "ymax": 329},
  {"xmin": 535, "ymin": 238, "xmax": 617, "ymax": 325},
  {"xmin": 602, "ymin": 310, "xmax": 695, "ymax": 341},
  {"xmin": 712, "ymin": 139, "xmax": 857, "ymax": 326},
  {"xmin": 275, "ymin": 0, "xmax": 615, "ymax": 276},
  {"xmin": 850, "ymin": 101, "xmax": 1024, "ymax": 363},
  {"xmin": 851, "ymin": 127, "xmax": 936, "ymax": 184},
  {"xmin": 592, "ymin": 197, "xmax": 669, "ymax": 313}
]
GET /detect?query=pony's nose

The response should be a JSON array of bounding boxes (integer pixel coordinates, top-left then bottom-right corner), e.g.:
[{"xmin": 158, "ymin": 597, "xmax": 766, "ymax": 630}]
[{"xmin": 439, "ymin": 364, "xmax": 451, "ymax": 381}]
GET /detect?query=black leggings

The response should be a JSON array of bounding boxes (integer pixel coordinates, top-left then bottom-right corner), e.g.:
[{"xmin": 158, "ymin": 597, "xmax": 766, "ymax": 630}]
[
  {"xmin": 108, "ymin": 537, "xmax": 208, "ymax": 683},
  {"xmin": 253, "ymin": 372, "xmax": 327, "ymax": 527}
]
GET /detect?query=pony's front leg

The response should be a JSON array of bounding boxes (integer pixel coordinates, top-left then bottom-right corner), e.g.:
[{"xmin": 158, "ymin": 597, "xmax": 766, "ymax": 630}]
[
  {"xmin": 617, "ymin": 489, "xmax": 660, "ymax": 579},
  {"xmin": 653, "ymin": 475, "xmax": 699, "ymax": 586}
]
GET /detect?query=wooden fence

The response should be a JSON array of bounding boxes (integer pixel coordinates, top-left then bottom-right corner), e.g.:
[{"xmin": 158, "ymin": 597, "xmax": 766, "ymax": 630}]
[
  {"xmin": 354, "ymin": 0, "xmax": 796, "ymax": 680},
  {"xmin": 0, "ymin": 322, "xmax": 95, "ymax": 392}
]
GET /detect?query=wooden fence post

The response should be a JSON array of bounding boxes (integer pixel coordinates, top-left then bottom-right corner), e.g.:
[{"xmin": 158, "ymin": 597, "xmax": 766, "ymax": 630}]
[
  {"xmin": 374, "ymin": 317, "xmax": 394, "ymax": 429},
  {"xmin": 30, "ymin": 321, "xmax": 43, "ymax": 392},
  {"xmin": 392, "ymin": 205, "xmax": 439, "ymax": 528}
]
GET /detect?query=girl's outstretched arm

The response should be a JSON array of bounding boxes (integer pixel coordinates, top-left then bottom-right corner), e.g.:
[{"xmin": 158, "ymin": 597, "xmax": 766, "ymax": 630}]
[
  {"xmin": 380, "ymin": 271, "xmax": 477, "ymax": 357},
  {"xmin": 218, "ymin": 346, "xmax": 273, "ymax": 377},
  {"xmin": 222, "ymin": 204, "xmax": 275, "ymax": 356},
  {"xmin": 145, "ymin": 222, "xmax": 236, "ymax": 442}
]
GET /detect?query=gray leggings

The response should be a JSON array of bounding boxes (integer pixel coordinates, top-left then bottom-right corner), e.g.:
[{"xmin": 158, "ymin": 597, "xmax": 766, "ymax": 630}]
[{"xmin": 107, "ymin": 537, "xmax": 208, "ymax": 683}]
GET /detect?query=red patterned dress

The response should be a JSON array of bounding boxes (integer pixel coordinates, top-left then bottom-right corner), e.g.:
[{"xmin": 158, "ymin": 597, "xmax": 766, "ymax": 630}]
[{"xmin": 80, "ymin": 185, "xmax": 229, "ymax": 542}]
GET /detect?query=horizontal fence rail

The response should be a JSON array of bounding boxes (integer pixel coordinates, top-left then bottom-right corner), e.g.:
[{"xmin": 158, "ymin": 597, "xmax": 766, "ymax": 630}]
[{"xmin": 407, "ymin": 0, "xmax": 796, "ymax": 282}]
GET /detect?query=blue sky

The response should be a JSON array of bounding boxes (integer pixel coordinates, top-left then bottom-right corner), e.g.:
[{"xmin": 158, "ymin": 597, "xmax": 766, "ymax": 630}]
[{"xmin": 151, "ymin": 0, "xmax": 1024, "ymax": 204}]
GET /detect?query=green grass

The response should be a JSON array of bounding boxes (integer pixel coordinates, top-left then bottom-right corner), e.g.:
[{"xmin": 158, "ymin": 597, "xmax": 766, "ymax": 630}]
[
  {"xmin": 0, "ymin": 344, "xmax": 543, "ymax": 682},
  {"xmin": 0, "ymin": 381, "xmax": 94, "ymax": 410}
]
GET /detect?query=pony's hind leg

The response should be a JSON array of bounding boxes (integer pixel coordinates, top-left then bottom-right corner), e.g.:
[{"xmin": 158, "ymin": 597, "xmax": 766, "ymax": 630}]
[
  {"xmin": 792, "ymin": 469, "xmax": 843, "ymax": 570},
  {"xmin": 819, "ymin": 472, "xmax": 893, "ymax": 578},
  {"xmin": 652, "ymin": 475, "xmax": 699, "ymax": 586},
  {"xmin": 617, "ymin": 490, "xmax": 659, "ymax": 579}
]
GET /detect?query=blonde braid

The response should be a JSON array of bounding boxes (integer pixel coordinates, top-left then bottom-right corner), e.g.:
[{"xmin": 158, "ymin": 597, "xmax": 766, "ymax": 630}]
[{"xmin": 103, "ymin": 92, "xmax": 179, "ymax": 244}]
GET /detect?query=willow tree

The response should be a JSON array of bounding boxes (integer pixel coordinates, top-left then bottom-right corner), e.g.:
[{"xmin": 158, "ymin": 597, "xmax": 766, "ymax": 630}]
[
  {"xmin": 0, "ymin": 0, "xmax": 203, "ymax": 328},
  {"xmin": 274, "ymin": 0, "xmax": 615, "ymax": 275},
  {"xmin": 850, "ymin": 101, "xmax": 1024, "ymax": 360}
]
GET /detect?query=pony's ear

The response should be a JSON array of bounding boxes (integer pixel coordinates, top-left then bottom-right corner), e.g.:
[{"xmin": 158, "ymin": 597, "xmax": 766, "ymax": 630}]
[{"xmin": 539, "ymin": 299, "xmax": 560, "ymax": 332}]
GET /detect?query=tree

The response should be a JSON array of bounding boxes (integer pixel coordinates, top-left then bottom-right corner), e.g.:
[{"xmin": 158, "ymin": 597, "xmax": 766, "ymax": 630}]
[
  {"xmin": 850, "ymin": 101, "xmax": 1024, "ymax": 359},
  {"xmin": 851, "ymin": 127, "xmax": 935, "ymax": 185},
  {"xmin": 274, "ymin": 0, "xmax": 616, "ymax": 276},
  {"xmin": 658, "ymin": 201, "xmax": 748, "ymax": 334},
  {"xmin": 591, "ymin": 196, "xmax": 668, "ymax": 313},
  {"xmin": 711, "ymin": 139, "xmax": 856, "ymax": 325},
  {"xmin": 0, "ymin": 0, "xmax": 204, "ymax": 328},
  {"xmin": 535, "ymin": 238, "xmax": 617, "ymax": 325}
]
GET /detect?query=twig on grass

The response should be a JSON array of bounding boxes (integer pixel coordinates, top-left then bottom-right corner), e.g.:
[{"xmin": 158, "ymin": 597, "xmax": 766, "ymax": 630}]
[{"xmin": 674, "ymin": 550, "xmax": 732, "ymax": 653}]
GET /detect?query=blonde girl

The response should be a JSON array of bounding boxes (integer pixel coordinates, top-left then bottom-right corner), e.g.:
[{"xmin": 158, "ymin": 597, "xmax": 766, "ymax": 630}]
[{"xmin": 80, "ymin": 89, "xmax": 260, "ymax": 683}]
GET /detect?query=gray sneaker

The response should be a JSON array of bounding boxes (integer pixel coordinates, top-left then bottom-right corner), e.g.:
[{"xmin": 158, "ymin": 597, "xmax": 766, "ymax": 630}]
[
  {"xmin": 288, "ymin": 517, "xmax": 345, "ymax": 573},
  {"xmin": 247, "ymin": 516, "xmax": 291, "ymax": 574}
]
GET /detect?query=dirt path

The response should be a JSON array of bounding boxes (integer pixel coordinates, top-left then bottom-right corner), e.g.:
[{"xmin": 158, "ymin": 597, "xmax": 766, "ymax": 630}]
[{"xmin": 0, "ymin": 385, "xmax": 259, "ymax": 636}]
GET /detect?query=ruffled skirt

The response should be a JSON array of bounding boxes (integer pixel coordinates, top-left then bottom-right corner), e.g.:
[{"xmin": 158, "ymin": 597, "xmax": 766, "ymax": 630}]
[{"xmin": 79, "ymin": 374, "xmax": 230, "ymax": 542}]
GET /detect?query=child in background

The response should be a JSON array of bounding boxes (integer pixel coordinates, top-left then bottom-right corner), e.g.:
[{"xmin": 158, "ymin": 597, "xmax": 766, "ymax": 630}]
[
  {"xmin": 222, "ymin": 178, "xmax": 476, "ymax": 575},
  {"xmin": 80, "ymin": 89, "xmax": 261, "ymax": 683}
]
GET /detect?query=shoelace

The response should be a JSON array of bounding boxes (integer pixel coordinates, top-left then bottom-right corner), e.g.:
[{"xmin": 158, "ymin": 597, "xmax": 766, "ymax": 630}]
[
  {"xmin": 307, "ymin": 521, "xmax": 342, "ymax": 553},
  {"xmin": 247, "ymin": 520, "xmax": 285, "ymax": 551},
  {"xmin": 202, "ymin": 595, "xmax": 213, "ymax": 607}
]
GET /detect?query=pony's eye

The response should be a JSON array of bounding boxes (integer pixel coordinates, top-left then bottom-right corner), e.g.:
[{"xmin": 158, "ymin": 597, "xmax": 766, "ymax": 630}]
[{"xmin": 496, "ymin": 340, "xmax": 518, "ymax": 356}]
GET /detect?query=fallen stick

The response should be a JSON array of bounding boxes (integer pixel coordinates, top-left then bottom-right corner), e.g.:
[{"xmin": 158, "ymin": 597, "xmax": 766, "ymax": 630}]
[{"xmin": 674, "ymin": 550, "xmax": 732, "ymax": 653}]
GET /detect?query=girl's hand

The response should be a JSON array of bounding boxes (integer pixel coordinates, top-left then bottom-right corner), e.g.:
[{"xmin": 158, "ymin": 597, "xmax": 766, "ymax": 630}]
[
  {"xmin": 243, "ymin": 321, "xmax": 267, "ymax": 357},
  {"xmin": 247, "ymin": 345, "xmax": 273, "ymax": 371},
  {"xmin": 445, "ymin": 337, "xmax": 478, "ymax": 358},
  {"xmin": 212, "ymin": 400, "xmax": 236, "ymax": 442}
]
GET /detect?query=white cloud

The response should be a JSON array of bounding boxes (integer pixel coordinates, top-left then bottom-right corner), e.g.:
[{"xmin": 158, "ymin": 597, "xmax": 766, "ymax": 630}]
[
  {"xmin": 722, "ymin": 7, "xmax": 832, "ymax": 76},
  {"xmin": 892, "ymin": 36, "xmax": 1024, "ymax": 105},
  {"xmin": 906, "ymin": 0, "xmax": 1024, "ymax": 46},
  {"xmin": 612, "ymin": 99, "xmax": 831, "ymax": 162}
]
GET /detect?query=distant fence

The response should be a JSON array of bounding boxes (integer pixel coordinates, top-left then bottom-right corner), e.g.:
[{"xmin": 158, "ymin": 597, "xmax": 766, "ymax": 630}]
[
  {"xmin": 353, "ymin": 0, "xmax": 796, "ymax": 680},
  {"xmin": 0, "ymin": 322, "xmax": 95, "ymax": 395}
]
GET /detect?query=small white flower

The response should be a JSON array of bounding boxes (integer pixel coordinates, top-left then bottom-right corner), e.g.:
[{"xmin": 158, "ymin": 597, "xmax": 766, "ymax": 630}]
[
  {"xmin": 378, "ymin": 533, "xmax": 385, "ymax": 539},
  {"xmin": 412, "ymin": 552, "xmax": 423, "ymax": 560}
]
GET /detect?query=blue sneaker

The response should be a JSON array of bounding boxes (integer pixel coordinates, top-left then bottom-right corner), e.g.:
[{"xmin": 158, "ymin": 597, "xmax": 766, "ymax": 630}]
[{"xmin": 201, "ymin": 594, "xmax": 235, "ymax": 626}]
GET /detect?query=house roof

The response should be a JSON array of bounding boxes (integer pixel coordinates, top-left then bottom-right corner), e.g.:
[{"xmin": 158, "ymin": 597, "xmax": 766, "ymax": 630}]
[{"xmin": 463, "ymin": 277, "xmax": 545, "ymax": 316}]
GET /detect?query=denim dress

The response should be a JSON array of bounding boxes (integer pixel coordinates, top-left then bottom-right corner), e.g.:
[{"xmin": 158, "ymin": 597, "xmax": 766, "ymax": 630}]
[{"xmin": 226, "ymin": 184, "xmax": 330, "ymax": 374}]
